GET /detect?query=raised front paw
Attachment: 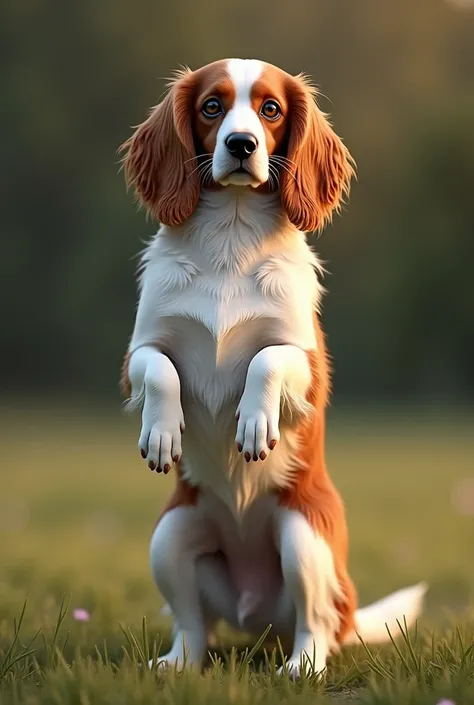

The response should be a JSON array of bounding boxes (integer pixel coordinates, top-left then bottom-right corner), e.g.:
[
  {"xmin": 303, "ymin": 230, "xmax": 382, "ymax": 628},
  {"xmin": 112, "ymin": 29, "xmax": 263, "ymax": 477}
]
[
  {"xmin": 235, "ymin": 403, "xmax": 280, "ymax": 463},
  {"xmin": 139, "ymin": 398, "xmax": 184, "ymax": 473}
]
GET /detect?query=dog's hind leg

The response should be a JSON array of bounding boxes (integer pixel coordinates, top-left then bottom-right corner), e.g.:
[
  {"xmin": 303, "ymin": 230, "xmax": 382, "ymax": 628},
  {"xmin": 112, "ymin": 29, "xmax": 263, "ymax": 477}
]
[
  {"xmin": 149, "ymin": 505, "xmax": 215, "ymax": 669},
  {"xmin": 274, "ymin": 507, "xmax": 344, "ymax": 678},
  {"xmin": 150, "ymin": 506, "xmax": 238, "ymax": 670}
]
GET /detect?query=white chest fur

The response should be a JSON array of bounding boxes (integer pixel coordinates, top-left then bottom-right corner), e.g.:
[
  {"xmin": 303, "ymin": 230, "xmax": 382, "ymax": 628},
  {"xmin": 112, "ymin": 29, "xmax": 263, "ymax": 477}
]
[{"xmin": 130, "ymin": 189, "xmax": 323, "ymax": 512}]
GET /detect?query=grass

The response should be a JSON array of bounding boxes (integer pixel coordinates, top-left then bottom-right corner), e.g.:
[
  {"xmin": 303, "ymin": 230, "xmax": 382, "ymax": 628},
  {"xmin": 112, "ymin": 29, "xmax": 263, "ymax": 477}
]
[{"xmin": 0, "ymin": 403, "xmax": 473, "ymax": 703}]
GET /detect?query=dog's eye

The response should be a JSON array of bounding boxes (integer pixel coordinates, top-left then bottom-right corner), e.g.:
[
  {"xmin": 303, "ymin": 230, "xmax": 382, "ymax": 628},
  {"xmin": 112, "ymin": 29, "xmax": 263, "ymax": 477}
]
[
  {"xmin": 201, "ymin": 97, "xmax": 224, "ymax": 118},
  {"xmin": 260, "ymin": 100, "xmax": 281, "ymax": 121}
]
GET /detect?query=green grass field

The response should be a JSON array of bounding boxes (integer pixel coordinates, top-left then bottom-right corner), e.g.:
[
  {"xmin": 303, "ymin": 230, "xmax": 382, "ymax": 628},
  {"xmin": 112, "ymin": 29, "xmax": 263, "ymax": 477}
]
[{"xmin": 0, "ymin": 405, "xmax": 473, "ymax": 704}]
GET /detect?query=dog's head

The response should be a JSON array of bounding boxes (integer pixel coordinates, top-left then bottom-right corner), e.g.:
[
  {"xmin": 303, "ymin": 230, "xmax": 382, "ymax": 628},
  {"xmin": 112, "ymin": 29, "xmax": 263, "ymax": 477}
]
[{"xmin": 121, "ymin": 58, "xmax": 355, "ymax": 232}]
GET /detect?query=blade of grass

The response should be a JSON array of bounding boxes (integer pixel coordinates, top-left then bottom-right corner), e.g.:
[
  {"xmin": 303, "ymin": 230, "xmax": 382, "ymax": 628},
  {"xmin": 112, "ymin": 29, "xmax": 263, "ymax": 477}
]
[
  {"xmin": 355, "ymin": 633, "xmax": 395, "ymax": 681},
  {"xmin": 236, "ymin": 624, "xmax": 272, "ymax": 677},
  {"xmin": 385, "ymin": 623, "xmax": 413, "ymax": 677}
]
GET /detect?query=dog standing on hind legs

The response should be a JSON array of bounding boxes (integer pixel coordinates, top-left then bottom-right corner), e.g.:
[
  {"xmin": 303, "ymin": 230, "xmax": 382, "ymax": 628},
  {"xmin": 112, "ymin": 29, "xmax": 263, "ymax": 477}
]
[{"xmin": 119, "ymin": 58, "xmax": 427, "ymax": 677}]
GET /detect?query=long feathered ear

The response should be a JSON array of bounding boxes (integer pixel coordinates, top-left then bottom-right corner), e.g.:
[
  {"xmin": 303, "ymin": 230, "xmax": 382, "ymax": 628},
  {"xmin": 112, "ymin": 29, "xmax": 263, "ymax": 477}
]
[
  {"xmin": 120, "ymin": 70, "xmax": 200, "ymax": 226},
  {"xmin": 280, "ymin": 75, "xmax": 355, "ymax": 233}
]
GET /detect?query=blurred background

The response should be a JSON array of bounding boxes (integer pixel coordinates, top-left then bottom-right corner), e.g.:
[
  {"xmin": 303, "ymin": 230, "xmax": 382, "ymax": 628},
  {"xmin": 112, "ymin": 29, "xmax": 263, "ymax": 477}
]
[{"xmin": 0, "ymin": 0, "xmax": 473, "ymax": 635}]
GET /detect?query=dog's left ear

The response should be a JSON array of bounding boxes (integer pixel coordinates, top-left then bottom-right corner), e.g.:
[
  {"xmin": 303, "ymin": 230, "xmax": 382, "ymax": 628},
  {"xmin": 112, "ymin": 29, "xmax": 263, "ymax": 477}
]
[
  {"xmin": 120, "ymin": 70, "xmax": 200, "ymax": 226},
  {"xmin": 280, "ymin": 76, "xmax": 355, "ymax": 233}
]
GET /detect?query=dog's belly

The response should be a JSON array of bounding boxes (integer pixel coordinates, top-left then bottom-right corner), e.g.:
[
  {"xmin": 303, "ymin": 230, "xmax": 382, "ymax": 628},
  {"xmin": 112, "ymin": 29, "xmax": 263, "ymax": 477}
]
[
  {"xmin": 200, "ymin": 494, "xmax": 288, "ymax": 634},
  {"xmin": 180, "ymin": 409, "xmax": 299, "ymax": 514}
]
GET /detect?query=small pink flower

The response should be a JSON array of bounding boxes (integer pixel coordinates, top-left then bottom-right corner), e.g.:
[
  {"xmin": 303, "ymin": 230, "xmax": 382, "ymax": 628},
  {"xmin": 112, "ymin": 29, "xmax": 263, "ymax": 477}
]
[
  {"xmin": 73, "ymin": 608, "xmax": 90, "ymax": 622},
  {"xmin": 435, "ymin": 699, "xmax": 455, "ymax": 705}
]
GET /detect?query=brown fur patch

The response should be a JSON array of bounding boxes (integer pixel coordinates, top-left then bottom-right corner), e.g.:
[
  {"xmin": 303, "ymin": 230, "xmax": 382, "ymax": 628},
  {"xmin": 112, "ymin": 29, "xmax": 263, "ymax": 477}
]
[
  {"xmin": 278, "ymin": 315, "xmax": 356, "ymax": 643},
  {"xmin": 279, "ymin": 74, "xmax": 355, "ymax": 233},
  {"xmin": 119, "ymin": 70, "xmax": 199, "ymax": 226},
  {"xmin": 193, "ymin": 63, "xmax": 236, "ymax": 160},
  {"xmin": 250, "ymin": 65, "xmax": 289, "ymax": 159}
]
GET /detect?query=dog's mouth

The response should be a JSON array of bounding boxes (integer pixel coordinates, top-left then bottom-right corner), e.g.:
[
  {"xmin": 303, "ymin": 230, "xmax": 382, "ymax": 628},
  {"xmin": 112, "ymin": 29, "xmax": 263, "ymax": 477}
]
[
  {"xmin": 218, "ymin": 165, "xmax": 261, "ymax": 188},
  {"xmin": 213, "ymin": 152, "xmax": 269, "ymax": 187}
]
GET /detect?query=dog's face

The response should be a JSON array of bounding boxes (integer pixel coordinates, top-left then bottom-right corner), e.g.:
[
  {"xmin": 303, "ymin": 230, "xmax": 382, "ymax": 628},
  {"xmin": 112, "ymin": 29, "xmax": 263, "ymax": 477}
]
[
  {"xmin": 193, "ymin": 59, "xmax": 289, "ymax": 189},
  {"xmin": 121, "ymin": 58, "xmax": 354, "ymax": 232}
]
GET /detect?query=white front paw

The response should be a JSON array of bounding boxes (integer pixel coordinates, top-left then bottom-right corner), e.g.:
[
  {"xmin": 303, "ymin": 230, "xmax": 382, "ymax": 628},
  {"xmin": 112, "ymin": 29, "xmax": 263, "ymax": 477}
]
[
  {"xmin": 148, "ymin": 654, "xmax": 183, "ymax": 671},
  {"xmin": 139, "ymin": 395, "xmax": 184, "ymax": 473},
  {"xmin": 277, "ymin": 658, "xmax": 326, "ymax": 680},
  {"xmin": 148, "ymin": 631, "xmax": 204, "ymax": 671},
  {"xmin": 148, "ymin": 653, "xmax": 199, "ymax": 672},
  {"xmin": 235, "ymin": 396, "xmax": 280, "ymax": 463}
]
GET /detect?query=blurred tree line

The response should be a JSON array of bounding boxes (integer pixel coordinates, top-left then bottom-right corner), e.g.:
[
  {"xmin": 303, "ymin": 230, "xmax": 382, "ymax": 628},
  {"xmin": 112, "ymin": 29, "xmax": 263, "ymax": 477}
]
[{"xmin": 1, "ymin": 0, "xmax": 473, "ymax": 405}]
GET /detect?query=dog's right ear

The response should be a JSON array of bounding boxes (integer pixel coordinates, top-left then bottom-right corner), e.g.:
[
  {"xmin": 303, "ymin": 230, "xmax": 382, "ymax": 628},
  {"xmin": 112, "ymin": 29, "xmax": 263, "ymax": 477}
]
[
  {"xmin": 281, "ymin": 74, "xmax": 355, "ymax": 233},
  {"xmin": 120, "ymin": 70, "xmax": 200, "ymax": 226}
]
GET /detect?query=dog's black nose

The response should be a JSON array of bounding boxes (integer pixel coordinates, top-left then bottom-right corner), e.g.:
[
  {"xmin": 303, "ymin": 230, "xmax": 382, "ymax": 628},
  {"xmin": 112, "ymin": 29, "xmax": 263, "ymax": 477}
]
[{"xmin": 225, "ymin": 133, "xmax": 257, "ymax": 160}]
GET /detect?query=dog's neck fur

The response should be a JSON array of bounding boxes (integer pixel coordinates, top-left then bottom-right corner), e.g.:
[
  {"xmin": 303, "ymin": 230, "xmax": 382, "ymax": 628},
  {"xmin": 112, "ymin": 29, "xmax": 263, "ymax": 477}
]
[{"xmin": 164, "ymin": 187, "xmax": 297, "ymax": 273}]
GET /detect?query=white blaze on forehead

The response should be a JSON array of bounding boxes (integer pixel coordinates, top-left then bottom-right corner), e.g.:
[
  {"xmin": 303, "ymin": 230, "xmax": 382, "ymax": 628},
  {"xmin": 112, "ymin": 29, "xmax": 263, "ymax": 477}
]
[
  {"xmin": 213, "ymin": 58, "xmax": 269, "ymax": 186},
  {"xmin": 226, "ymin": 59, "xmax": 263, "ymax": 102},
  {"xmin": 222, "ymin": 59, "xmax": 265, "ymax": 136}
]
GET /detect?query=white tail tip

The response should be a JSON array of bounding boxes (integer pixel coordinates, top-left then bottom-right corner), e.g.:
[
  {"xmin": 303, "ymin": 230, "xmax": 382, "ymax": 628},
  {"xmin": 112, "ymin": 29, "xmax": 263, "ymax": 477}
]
[{"xmin": 343, "ymin": 582, "xmax": 428, "ymax": 646}]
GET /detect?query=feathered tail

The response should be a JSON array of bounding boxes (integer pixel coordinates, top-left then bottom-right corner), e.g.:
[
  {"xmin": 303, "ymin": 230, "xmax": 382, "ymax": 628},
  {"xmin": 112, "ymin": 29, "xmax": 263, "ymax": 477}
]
[{"xmin": 342, "ymin": 582, "xmax": 428, "ymax": 646}]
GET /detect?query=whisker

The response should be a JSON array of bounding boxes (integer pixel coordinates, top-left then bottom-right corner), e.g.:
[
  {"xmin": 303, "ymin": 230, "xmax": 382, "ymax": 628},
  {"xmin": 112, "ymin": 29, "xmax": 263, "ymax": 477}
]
[
  {"xmin": 271, "ymin": 155, "xmax": 297, "ymax": 170},
  {"xmin": 268, "ymin": 163, "xmax": 280, "ymax": 191},
  {"xmin": 268, "ymin": 162, "xmax": 278, "ymax": 178},
  {"xmin": 275, "ymin": 165, "xmax": 294, "ymax": 180},
  {"xmin": 183, "ymin": 153, "xmax": 213, "ymax": 166},
  {"xmin": 270, "ymin": 155, "xmax": 296, "ymax": 168},
  {"xmin": 201, "ymin": 169, "xmax": 212, "ymax": 186},
  {"xmin": 272, "ymin": 163, "xmax": 295, "ymax": 176},
  {"xmin": 267, "ymin": 169, "xmax": 274, "ymax": 191},
  {"xmin": 269, "ymin": 157, "xmax": 296, "ymax": 181},
  {"xmin": 200, "ymin": 163, "xmax": 214, "ymax": 186},
  {"xmin": 187, "ymin": 158, "xmax": 213, "ymax": 179}
]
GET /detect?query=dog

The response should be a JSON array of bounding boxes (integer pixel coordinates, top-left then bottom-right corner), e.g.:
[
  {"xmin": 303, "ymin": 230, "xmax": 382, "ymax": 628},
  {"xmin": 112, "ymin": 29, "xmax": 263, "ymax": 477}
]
[{"xmin": 119, "ymin": 58, "xmax": 426, "ymax": 677}]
